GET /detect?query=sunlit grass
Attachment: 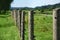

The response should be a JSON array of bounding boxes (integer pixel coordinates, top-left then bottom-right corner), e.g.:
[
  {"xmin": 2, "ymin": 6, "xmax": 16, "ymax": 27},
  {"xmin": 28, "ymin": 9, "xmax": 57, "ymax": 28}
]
[
  {"xmin": 0, "ymin": 13, "xmax": 53, "ymax": 40},
  {"xmin": 0, "ymin": 14, "xmax": 20, "ymax": 40}
]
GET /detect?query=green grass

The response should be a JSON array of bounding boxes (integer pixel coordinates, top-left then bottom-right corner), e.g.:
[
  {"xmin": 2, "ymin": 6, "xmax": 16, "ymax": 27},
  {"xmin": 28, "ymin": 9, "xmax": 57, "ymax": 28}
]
[
  {"xmin": 25, "ymin": 14, "xmax": 53, "ymax": 40},
  {"xmin": 0, "ymin": 13, "xmax": 53, "ymax": 40},
  {"xmin": 34, "ymin": 14, "xmax": 53, "ymax": 40},
  {"xmin": 0, "ymin": 14, "xmax": 20, "ymax": 40}
]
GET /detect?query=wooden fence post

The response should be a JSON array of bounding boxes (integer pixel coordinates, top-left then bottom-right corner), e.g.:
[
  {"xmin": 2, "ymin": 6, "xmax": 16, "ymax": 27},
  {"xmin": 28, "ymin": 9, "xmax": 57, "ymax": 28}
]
[
  {"xmin": 12, "ymin": 9, "xmax": 18, "ymax": 26},
  {"xmin": 28, "ymin": 11, "xmax": 34, "ymax": 40},
  {"xmin": 17, "ymin": 10, "xmax": 22, "ymax": 37},
  {"xmin": 53, "ymin": 8, "xmax": 60, "ymax": 40},
  {"xmin": 11, "ymin": 10, "xmax": 16, "ymax": 19},
  {"xmin": 53, "ymin": 9, "xmax": 57, "ymax": 40},
  {"xmin": 21, "ymin": 11, "xmax": 25, "ymax": 40}
]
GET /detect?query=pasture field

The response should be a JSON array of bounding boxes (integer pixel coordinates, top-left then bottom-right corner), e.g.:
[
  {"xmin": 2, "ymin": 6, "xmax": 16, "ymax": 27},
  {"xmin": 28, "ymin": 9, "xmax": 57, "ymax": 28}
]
[
  {"xmin": 25, "ymin": 14, "xmax": 53, "ymax": 40},
  {"xmin": 0, "ymin": 13, "xmax": 53, "ymax": 40},
  {"xmin": 0, "ymin": 14, "xmax": 20, "ymax": 40}
]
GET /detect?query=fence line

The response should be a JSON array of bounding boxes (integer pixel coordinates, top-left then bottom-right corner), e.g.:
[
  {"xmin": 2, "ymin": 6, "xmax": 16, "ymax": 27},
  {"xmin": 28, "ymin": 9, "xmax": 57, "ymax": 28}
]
[
  {"xmin": 11, "ymin": 10, "xmax": 35, "ymax": 40},
  {"xmin": 11, "ymin": 10, "xmax": 25, "ymax": 40},
  {"xmin": 11, "ymin": 8, "xmax": 60, "ymax": 40}
]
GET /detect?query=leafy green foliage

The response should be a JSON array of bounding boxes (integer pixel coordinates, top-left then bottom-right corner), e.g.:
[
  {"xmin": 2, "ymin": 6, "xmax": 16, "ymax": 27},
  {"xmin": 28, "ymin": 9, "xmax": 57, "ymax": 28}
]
[{"xmin": 0, "ymin": 0, "xmax": 13, "ymax": 14}]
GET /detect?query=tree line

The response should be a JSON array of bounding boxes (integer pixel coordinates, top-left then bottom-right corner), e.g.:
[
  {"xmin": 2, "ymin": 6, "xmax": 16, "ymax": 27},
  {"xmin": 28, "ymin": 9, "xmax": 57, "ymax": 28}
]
[
  {"xmin": 11, "ymin": 3, "xmax": 60, "ymax": 11},
  {"xmin": 0, "ymin": 0, "xmax": 13, "ymax": 14}
]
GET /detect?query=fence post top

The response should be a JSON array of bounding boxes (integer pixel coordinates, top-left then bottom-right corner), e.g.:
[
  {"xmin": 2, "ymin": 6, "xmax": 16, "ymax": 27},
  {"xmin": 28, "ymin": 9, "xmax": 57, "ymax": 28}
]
[{"xmin": 53, "ymin": 8, "xmax": 60, "ymax": 11}]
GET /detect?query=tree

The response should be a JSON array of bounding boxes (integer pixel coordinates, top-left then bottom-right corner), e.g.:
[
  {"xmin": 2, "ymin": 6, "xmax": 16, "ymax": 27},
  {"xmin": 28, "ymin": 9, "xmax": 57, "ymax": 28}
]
[{"xmin": 0, "ymin": 0, "xmax": 13, "ymax": 14}]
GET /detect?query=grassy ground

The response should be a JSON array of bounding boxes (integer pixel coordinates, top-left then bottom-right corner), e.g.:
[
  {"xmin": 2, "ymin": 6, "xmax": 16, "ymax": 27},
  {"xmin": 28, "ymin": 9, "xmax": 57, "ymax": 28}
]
[
  {"xmin": 25, "ymin": 14, "xmax": 53, "ymax": 40},
  {"xmin": 34, "ymin": 14, "xmax": 53, "ymax": 40},
  {"xmin": 0, "ymin": 13, "xmax": 53, "ymax": 40},
  {"xmin": 0, "ymin": 14, "xmax": 20, "ymax": 40}
]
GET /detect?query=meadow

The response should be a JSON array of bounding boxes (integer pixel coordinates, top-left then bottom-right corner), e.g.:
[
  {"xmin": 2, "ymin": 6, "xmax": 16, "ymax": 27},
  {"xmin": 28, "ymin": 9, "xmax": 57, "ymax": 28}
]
[{"xmin": 0, "ymin": 11, "xmax": 53, "ymax": 40}]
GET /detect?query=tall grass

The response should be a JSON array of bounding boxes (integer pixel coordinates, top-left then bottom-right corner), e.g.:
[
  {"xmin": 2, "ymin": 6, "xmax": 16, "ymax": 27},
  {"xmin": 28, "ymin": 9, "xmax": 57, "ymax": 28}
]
[
  {"xmin": 25, "ymin": 14, "xmax": 53, "ymax": 40},
  {"xmin": 0, "ymin": 14, "xmax": 20, "ymax": 40},
  {"xmin": 0, "ymin": 13, "xmax": 53, "ymax": 40}
]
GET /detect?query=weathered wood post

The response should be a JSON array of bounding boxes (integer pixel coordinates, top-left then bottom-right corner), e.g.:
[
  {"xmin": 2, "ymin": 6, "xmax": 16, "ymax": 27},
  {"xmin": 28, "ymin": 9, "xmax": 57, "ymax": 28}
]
[
  {"xmin": 11, "ymin": 10, "xmax": 25, "ymax": 40},
  {"xmin": 28, "ymin": 10, "xmax": 34, "ymax": 40},
  {"xmin": 12, "ymin": 9, "xmax": 18, "ymax": 26},
  {"xmin": 21, "ymin": 11, "xmax": 25, "ymax": 40},
  {"xmin": 53, "ymin": 8, "xmax": 60, "ymax": 40},
  {"xmin": 17, "ymin": 10, "xmax": 22, "ymax": 36},
  {"xmin": 11, "ymin": 10, "xmax": 16, "ymax": 20}
]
